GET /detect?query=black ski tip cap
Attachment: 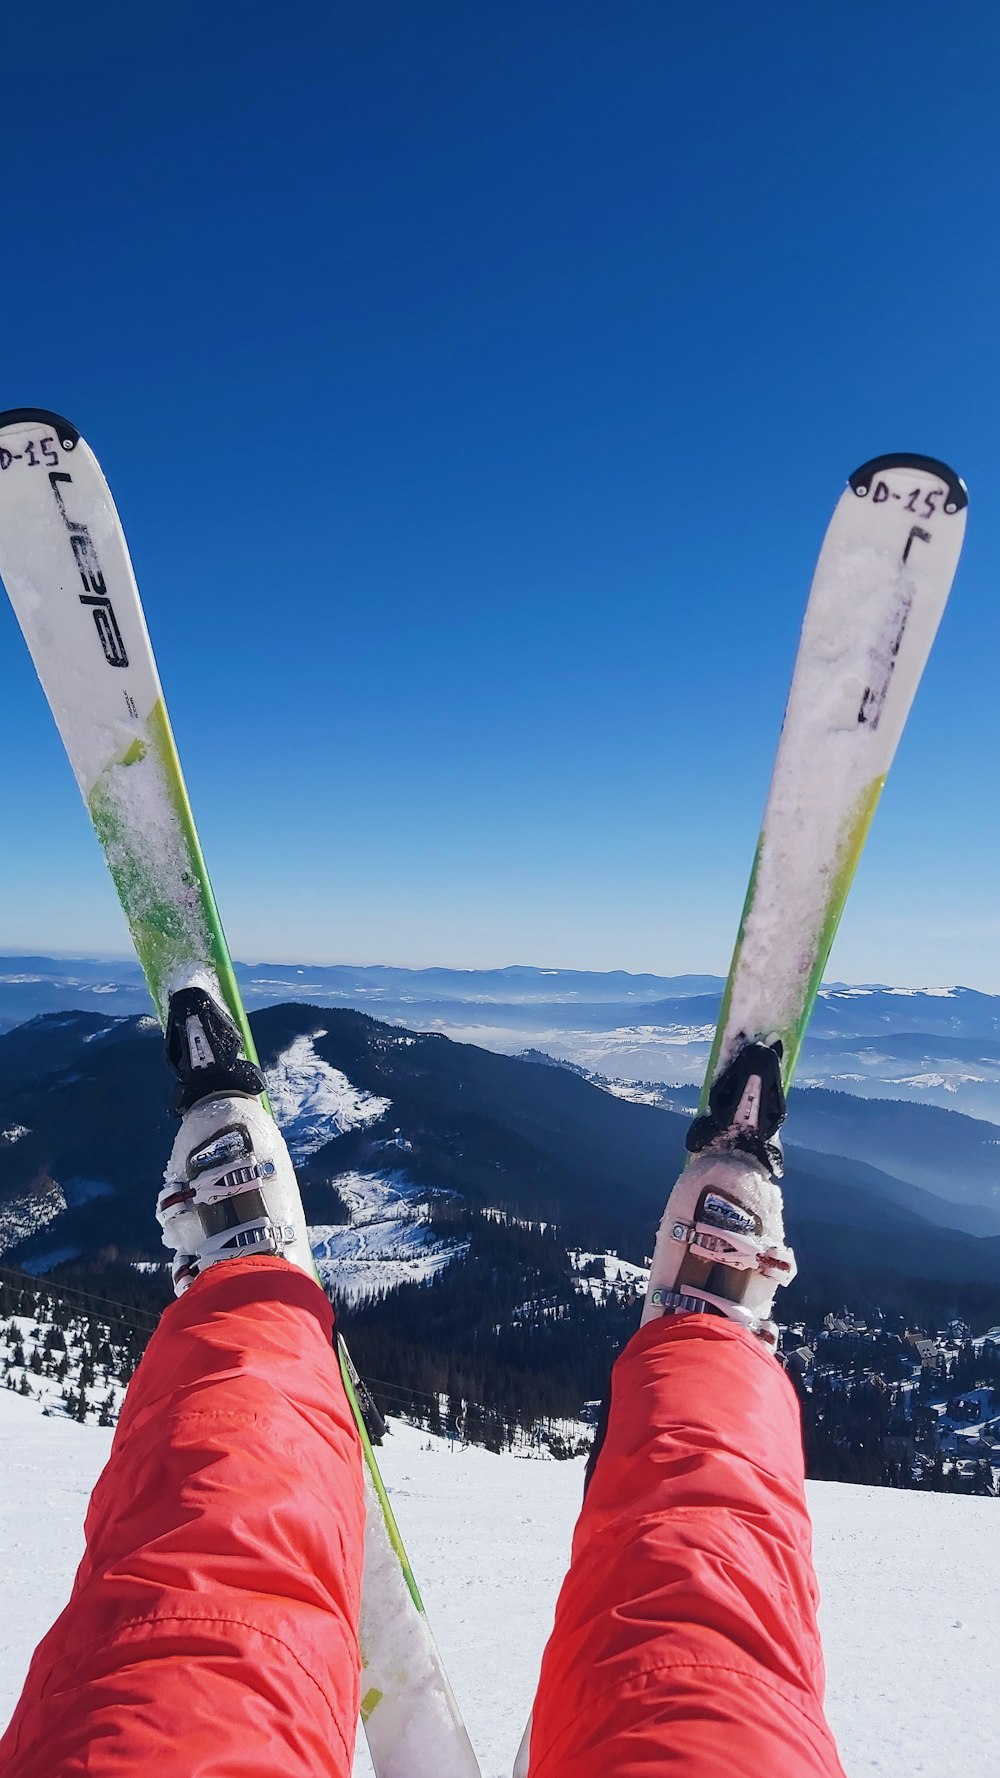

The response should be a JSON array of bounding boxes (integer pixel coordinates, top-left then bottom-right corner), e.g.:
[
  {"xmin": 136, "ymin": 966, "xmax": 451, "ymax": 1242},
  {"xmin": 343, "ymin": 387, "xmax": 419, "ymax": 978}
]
[
  {"xmin": 0, "ymin": 408, "xmax": 80, "ymax": 451},
  {"xmin": 685, "ymin": 1037, "xmax": 787, "ymax": 1176},
  {"xmin": 849, "ymin": 453, "xmax": 968, "ymax": 514},
  {"xmin": 165, "ymin": 985, "xmax": 266, "ymax": 1116}
]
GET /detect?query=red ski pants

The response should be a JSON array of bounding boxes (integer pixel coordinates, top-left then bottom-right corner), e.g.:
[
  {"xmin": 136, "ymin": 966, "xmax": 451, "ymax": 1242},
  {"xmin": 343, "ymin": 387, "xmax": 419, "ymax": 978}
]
[
  {"xmin": 0, "ymin": 1263, "xmax": 843, "ymax": 1778},
  {"xmin": 0, "ymin": 1258, "xmax": 365, "ymax": 1778},
  {"xmin": 529, "ymin": 1314, "xmax": 845, "ymax": 1778}
]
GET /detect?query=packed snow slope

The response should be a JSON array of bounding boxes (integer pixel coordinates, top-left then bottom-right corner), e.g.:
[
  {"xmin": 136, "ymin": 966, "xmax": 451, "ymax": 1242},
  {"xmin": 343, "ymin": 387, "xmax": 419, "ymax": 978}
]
[{"xmin": 0, "ymin": 1392, "xmax": 996, "ymax": 1776}]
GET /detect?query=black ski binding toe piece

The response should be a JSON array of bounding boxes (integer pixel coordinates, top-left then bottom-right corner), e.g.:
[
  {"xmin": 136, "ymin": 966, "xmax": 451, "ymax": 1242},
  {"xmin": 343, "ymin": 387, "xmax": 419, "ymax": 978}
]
[
  {"xmin": 686, "ymin": 1038, "xmax": 787, "ymax": 1175},
  {"xmin": 165, "ymin": 986, "xmax": 266, "ymax": 1115}
]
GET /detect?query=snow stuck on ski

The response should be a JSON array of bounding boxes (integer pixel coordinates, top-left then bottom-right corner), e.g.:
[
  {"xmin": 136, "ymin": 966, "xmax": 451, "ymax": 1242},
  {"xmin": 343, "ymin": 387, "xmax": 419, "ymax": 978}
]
[
  {"xmin": 0, "ymin": 409, "xmax": 483, "ymax": 1778},
  {"xmin": 709, "ymin": 455, "xmax": 967, "ymax": 1093}
]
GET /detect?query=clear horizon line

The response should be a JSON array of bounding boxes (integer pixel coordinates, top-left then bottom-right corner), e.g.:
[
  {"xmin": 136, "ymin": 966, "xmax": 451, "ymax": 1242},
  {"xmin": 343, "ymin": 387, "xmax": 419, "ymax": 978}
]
[{"xmin": 0, "ymin": 947, "xmax": 984, "ymax": 995}]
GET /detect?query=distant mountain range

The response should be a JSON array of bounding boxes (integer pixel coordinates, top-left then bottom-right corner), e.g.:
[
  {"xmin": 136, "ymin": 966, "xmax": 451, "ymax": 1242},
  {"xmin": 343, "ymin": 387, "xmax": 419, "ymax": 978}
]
[
  {"xmin": 3, "ymin": 958, "xmax": 1000, "ymax": 1120},
  {"xmin": 0, "ymin": 957, "xmax": 724, "ymax": 1023},
  {"xmin": 3, "ymin": 1004, "xmax": 1000, "ymax": 1320}
]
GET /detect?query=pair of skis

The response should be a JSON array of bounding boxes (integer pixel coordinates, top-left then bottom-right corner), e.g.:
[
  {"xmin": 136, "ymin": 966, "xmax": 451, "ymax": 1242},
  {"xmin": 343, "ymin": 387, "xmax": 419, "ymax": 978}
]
[{"xmin": 0, "ymin": 411, "xmax": 967, "ymax": 1778}]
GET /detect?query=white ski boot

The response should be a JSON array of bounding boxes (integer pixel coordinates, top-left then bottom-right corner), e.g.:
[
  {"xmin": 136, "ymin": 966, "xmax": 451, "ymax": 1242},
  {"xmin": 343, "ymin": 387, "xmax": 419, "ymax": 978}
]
[
  {"xmin": 156, "ymin": 986, "xmax": 314, "ymax": 1295},
  {"xmin": 641, "ymin": 1039, "xmax": 796, "ymax": 1349},
  {"xmin": 641, "ymin": 1150, "xmax": 795, "ymax": 1348}
]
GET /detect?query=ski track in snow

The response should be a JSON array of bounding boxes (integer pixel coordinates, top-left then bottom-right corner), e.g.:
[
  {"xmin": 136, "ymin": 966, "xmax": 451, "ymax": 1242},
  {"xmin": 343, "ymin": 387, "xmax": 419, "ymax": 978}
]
[
  {"xmin": 1, "ymin": 1396, "xmax": 999, "ymax": 1776},
  {"xmin": 310, "ymin": 1171, "xmax": 466, "ymax": 1304}
]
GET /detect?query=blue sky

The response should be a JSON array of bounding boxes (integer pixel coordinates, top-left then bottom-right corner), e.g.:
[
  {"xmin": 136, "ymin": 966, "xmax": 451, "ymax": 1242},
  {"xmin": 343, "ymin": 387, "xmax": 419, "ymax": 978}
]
[{"xmin": 1, "ymin": 2, "xmax": 999, "ymax": 984}]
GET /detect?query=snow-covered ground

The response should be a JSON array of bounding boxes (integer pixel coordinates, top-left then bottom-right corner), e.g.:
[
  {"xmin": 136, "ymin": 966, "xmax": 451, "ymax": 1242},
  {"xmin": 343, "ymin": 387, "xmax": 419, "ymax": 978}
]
[
  {"xmin": 0, "ymin": 1313, "xmax": 126, "ymax": 1424},
  {"xmin": 265, "ymin": 1033, "xmax": 391, "ymax": 1157},
  {"xmin": 569, "ymin": 1248, "xmax": 649, "ymax": 1302},
  {"xmin": 310, "ymin": 1170, "xmax": 467, "ymax": 1302},
  {"xmin": 1, "ymin": 1394, "xmax": 998, "ymax": 1775},
  {"xmin": 259, "ymin": 1035, "xmax": 468, "ymax": 1301},
  {"xmin": 0, "ymin": 1393, "xmax": 118, "ymax": 1720}
]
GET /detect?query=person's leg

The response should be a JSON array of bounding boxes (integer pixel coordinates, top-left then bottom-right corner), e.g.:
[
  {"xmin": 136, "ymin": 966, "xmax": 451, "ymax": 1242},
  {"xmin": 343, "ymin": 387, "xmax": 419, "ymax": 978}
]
[
  {"xmin": 528, "ymin": 1313, "xmax": 844, "ymax": 1778},
  {"xmin": 0, "ymin": 1255, "xmax": 364, "ymax": 1778},
  {"xmin": 530, "ymin": 1040, "xmax": 843, "ymax": 1778},
  {"xmin": 2, "ymin": 987, "xmax": 366, "ymax": 1778}
]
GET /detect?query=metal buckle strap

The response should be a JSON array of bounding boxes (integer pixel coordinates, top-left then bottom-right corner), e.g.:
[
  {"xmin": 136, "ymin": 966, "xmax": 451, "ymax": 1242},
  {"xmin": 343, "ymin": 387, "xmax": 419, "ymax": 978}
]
[
  {"xmin": 649, "ymin": 1287, "xmax": 714, "ymax": 1315},
  {"xmin": 673, "ymin": 1217, "xmax": 792, "ymax": 1279}
]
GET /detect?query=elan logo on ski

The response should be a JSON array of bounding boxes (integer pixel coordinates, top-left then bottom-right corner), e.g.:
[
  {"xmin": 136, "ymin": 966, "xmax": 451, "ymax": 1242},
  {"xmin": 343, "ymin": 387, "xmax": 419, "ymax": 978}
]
[{"xmin": 48, "ymin": 471, "xmax": 129, "ymax": 669}]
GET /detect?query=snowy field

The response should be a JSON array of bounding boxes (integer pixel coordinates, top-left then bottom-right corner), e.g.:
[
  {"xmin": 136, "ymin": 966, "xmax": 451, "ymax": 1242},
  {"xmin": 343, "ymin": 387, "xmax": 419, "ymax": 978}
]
[{"xmin": 1, "ymin": 1394, "xmax": 997, "ymax": 1776}]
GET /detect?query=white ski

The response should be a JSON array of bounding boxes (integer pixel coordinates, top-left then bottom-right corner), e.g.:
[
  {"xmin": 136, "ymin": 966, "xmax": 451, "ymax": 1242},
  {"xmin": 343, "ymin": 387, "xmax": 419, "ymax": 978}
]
[
  {"xmin": 0, "ymin": 408, "xmax": 480, "ymax": 1778},
  {"xmin": 516, "ymin": 452, "xmax": 968, "ymax": 1777},
  {"xmin": 704, "ymin": 451, "xmax": 968, "ymax": 1098}
]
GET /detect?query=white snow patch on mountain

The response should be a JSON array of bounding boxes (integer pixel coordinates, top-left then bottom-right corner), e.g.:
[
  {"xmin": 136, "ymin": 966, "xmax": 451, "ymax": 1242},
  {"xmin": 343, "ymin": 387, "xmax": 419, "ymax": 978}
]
[
  {"xmin": 600, "ymin": 1079, "xmax": 665, "ymax": 1106},
  {"xmin": 818, "ymin": 985, "xmax": 959, "ymax": 1000},
  {"xmin": 266, "ymin": 1034, "xmax": 391, "ymax": 1158},
  {"xmin": 310, "ymin": 1171, "xmax": 466, "ymax": 1303},
  {"xmin": 885, "ymin": 1071, "xmax": 993, "ymax": 1093},
  {"xmin": 820, "ymin": 985, "xmax": 956, "ymax": 999},
  {"xmin": 2, "ymin": 1393, "xmax": 1000, "ymax": 1777},
  {"xmin": 570, "ymin": 1250, "xmax": 649, "ymax": 1302},
  {"xmin": 261, "ymin": 1037, "xmax": 460, "ymax": 1300},
  {"xmin": 483, "ymin": 1209, "xmax": 552, "ymax": 1234},
  {"xmin": 0, "ymin": 1184, "xmax": 66, "ymax": 1257}
]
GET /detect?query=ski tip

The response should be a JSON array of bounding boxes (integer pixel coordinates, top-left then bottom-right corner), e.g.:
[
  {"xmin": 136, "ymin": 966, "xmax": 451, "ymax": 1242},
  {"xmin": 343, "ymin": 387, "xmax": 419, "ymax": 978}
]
[
  {"xmin": 848, "ymin": 453, "xmax": 968, "ymax": 515},
  {"xmin": 0, "ymin": 409, "xmax": 80, "ymax": 451}
]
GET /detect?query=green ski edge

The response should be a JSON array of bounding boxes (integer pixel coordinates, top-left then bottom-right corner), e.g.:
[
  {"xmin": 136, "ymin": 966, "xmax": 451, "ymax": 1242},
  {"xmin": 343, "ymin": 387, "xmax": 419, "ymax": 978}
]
[
  {"xmin": 87, "ymin": 692, "xmax": 425, "ymax": 1606},
  {"xmin": 699, "ymin": 773, "xmax": 884, "ymax": 1109},
  {"xmin": 339, "ymin": 1338, "xmax": 425, "ymax": 1613},
  {"xmin": 88, "ymin": 696, "xmax": 253, "ymax": 1055}
]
